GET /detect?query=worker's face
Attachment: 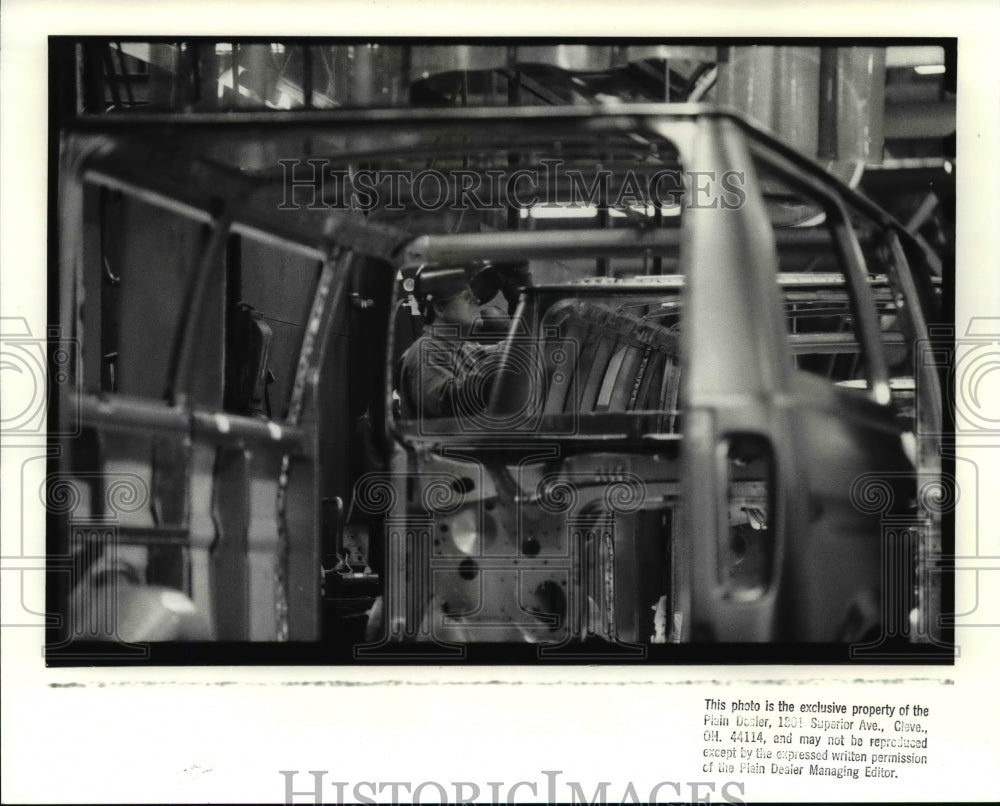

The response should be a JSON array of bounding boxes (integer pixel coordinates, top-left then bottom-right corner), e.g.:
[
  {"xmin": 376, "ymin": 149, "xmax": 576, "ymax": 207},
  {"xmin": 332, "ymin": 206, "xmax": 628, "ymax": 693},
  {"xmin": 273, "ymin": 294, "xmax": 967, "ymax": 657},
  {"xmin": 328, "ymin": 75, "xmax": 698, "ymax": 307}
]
[{"xmin": 434, "ymin": 286, "xmax": 479, "ymax": 328}]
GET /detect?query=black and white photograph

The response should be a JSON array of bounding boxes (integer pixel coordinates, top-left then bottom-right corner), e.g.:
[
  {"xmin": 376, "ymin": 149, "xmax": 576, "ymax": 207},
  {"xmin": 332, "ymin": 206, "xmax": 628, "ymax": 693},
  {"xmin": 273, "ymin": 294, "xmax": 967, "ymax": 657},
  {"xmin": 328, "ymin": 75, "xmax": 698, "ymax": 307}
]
[
  {"xmin": 2, "ymin": 1, "xmax": 998, "ymax": 803},
  {"xmin": 41, "ymin": 36, "xmax": 955, "ymax": 663}
]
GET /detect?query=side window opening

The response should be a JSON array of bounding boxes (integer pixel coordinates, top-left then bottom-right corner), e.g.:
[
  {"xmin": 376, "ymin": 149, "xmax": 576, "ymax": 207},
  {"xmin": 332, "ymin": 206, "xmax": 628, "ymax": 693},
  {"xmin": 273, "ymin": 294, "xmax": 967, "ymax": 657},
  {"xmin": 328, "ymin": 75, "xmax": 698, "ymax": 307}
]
[
  {"xmin": 752, "ymin": 155, "xmax": 875, "ymax": 394},
  {"xmin": 223, "ymin": 236, "xmax": 322, "ymax": 420},
  {"xmin": 87, "ymin": 187, "xmax": 204, "ymax": 400}
]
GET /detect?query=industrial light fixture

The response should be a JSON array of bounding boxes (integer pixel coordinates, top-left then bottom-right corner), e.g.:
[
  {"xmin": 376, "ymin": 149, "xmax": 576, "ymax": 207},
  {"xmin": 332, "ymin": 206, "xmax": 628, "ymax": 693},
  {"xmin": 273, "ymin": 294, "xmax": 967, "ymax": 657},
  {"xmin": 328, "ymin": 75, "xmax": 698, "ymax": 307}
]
[
  {"xmin": 521, "ymin": 205, "xmax": 598, "ymax": 219},
  {"xmin": 914, "ymin": 64, "xmax": 946, "ymax": 75},
  {"xmin": 521, "ymin": 204, "xmax": 682, "ymax": 219}
]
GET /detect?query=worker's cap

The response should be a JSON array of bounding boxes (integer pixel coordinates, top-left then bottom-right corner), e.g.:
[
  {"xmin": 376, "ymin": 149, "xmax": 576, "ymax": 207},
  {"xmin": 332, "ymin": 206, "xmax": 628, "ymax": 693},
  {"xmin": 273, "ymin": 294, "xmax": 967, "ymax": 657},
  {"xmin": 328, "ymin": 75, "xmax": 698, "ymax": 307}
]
[{"xmin": 415, "ymin": 262, "xmax": 494, "ymax": 304}]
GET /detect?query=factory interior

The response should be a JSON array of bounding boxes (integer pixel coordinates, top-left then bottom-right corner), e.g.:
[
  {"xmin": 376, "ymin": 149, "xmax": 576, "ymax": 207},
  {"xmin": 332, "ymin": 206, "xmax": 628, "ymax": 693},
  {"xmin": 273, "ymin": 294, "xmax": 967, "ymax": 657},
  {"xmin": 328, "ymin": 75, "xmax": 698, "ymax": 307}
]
[{"xmin": 46, "ymin": 41, "xmax": 955, "ymax": 662}]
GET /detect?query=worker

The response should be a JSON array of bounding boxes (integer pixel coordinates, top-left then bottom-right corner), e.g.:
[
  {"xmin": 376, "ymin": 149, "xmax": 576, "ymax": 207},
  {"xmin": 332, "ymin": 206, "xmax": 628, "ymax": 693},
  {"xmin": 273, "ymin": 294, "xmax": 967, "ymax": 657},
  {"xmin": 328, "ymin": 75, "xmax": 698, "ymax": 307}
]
[{"xmin": 397, "ymin": 263, "xmax": 504, "ymax": 421}]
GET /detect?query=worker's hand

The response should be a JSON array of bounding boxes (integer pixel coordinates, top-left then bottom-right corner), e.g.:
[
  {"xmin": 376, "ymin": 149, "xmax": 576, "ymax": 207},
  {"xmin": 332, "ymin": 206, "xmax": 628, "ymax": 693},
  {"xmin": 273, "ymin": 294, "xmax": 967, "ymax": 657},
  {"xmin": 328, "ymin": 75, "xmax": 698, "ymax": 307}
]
[{"xmin": 493, "ymin": 261, "xmax": 532, "ymax": 315}]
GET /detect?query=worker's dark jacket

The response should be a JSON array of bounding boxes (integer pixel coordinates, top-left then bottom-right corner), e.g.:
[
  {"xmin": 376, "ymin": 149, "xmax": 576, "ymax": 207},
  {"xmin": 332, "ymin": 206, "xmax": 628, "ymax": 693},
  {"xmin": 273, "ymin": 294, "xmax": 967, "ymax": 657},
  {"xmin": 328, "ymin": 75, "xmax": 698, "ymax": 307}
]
[{"xmin": 398, "ymin": 325, "xmax": 500, "ymax": 420}]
